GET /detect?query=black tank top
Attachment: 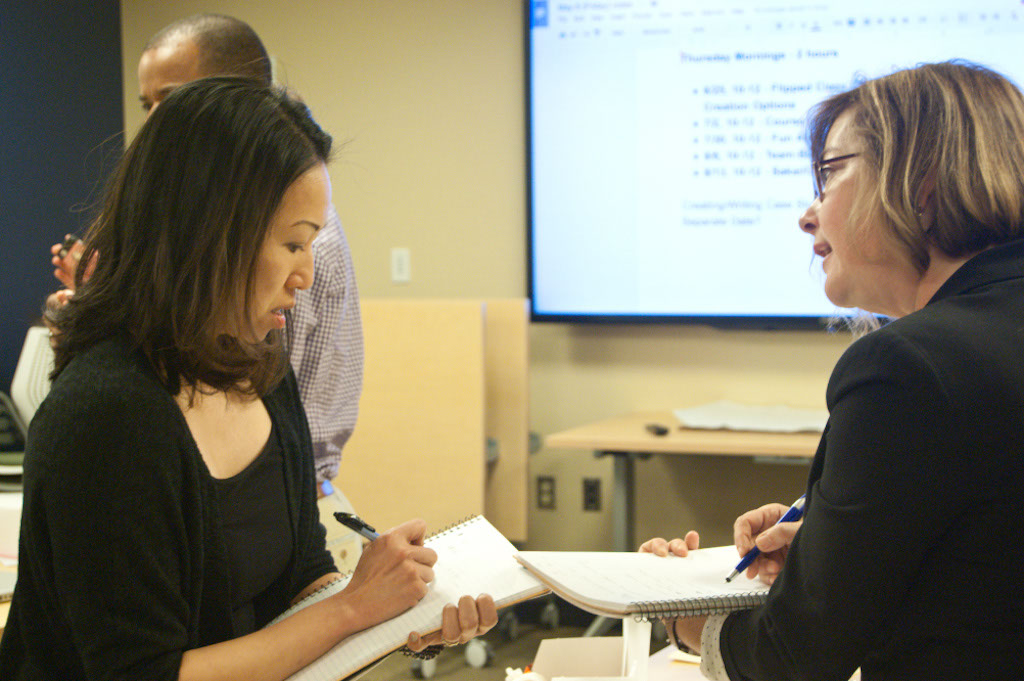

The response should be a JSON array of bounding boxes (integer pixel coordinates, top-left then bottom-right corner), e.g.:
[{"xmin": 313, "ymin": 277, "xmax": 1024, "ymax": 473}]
[{"xmin": 211, "ymin": 422, "xmax": 294, "ymax": 635}]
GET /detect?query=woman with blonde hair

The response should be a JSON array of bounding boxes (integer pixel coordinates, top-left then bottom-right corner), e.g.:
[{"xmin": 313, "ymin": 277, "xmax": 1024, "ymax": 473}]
[{"xmin": 643, "ymin": 61, "xmax": 1024, "ymax": 680}]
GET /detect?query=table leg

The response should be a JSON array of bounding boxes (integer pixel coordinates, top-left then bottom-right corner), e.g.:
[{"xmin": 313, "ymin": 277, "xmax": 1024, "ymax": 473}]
[
  {"xmin": 598, "ymin": 450, "xmax": 635, "ymax": 552},
  {"xmin": 583, "ymin": 613, "xmax": 617, "ymax": 637}
]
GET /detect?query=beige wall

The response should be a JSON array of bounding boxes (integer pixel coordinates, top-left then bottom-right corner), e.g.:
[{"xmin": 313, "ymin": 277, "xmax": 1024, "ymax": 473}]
[{"xmin": 120, "ymin": 1, "xmax": 852, "ymax": 550}]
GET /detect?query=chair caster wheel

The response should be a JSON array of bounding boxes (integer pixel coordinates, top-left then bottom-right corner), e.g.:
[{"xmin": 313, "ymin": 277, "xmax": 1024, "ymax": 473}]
[
  {"xmin": 498, "ymin": 610, "xmax": 520, "ymax": 640},
  {"xmin": 539, "ymin": 600, "xmax": 560, "ymax": 629},
  {"xmin": 411, "ymin": 656, "xmax": 437, "ymax": 678},
  {"xmin": 465, "ymin": 638, "xmax": 493, "ymax": 668}
]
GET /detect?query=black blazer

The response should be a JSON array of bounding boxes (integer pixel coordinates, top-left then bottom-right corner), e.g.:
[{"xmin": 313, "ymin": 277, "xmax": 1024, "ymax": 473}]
[{"xmin": 721, "ymin": 239, "xmax": 1024, "ymax": 681}]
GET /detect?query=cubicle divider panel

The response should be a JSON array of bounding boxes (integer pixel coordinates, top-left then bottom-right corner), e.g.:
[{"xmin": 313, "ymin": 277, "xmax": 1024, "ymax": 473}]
[
  {"xmin": 483, "ymin": 299, "xmax": 530, "ymax": 544},
  {"xmin": 336, "ymin": 299, "xmax": 487, "ymax": 534}
]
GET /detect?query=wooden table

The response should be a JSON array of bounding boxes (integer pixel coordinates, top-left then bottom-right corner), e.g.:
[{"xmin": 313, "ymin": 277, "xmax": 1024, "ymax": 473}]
[{"xmin": 545, "ymin": 411, "xmax": 820, "ymax": 552}]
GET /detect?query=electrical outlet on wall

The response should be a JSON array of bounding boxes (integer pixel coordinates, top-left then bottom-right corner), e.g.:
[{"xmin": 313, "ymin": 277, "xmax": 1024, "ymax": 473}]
[
  {"xmin": 583, "ymin": 478, "xmax": 601, "ymax": 511},
  {"xmin": 537, "ymin": 476, "xmax": 556, "ymax": 510}
]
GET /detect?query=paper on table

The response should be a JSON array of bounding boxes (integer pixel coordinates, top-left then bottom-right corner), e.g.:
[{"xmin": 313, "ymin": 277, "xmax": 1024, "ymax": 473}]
[{"xmin": 673, "ymin": 400, "xmax": 828, "ymax": 433}]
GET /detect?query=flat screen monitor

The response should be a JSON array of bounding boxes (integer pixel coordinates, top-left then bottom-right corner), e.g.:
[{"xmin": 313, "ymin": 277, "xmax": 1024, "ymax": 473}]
[{"xmin": 527, "ymin": 0, "xmax": 1024, "ymax": 325}]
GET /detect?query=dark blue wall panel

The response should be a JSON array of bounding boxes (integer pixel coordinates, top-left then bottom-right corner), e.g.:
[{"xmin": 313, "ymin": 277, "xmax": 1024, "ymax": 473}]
[{"xmin": 0, "ymin": 1, "xmax": 124, "ymax": 390}]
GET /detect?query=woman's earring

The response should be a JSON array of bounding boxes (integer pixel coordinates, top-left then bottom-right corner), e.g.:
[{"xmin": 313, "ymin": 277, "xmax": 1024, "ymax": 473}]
[{"xmin": 917, "ymin": 206, "xmax": 933, "ymax": 233}]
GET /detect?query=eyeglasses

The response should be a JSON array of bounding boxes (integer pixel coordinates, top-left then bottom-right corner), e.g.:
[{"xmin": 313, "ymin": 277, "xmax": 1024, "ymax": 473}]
[{"xmin": 813, "ymin": 153, "xmax": 858, "ymax": 199}]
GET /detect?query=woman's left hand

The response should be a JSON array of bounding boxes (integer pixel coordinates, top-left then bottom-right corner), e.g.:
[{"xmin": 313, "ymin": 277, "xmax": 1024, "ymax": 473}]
[
  {"xmin": 406, "ymin": 594, "xmax": 498, "ymax": 652},
  {"xmin": 638, "ymin": 530, "xmax": 700, "ymax": 556}
]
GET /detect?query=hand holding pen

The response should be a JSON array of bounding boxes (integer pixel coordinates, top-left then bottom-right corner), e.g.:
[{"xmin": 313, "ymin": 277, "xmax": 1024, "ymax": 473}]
[
  {"xmin": 333, "ymin": 512, "xmax": 499, "ymax": 651},
  {"xmin": 727, "ymin": 494, "xmax": 806, "ymax": 584}
]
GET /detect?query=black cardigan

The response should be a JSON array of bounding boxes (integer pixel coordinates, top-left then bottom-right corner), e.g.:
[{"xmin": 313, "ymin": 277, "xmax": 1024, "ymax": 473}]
[
  {"xmin": 0, "ymin": 338, "xmax": 335, "ymax": 680},
  {"xmin": 720, "ymin": 239, "xmax": 1024, "ymax": 680}
]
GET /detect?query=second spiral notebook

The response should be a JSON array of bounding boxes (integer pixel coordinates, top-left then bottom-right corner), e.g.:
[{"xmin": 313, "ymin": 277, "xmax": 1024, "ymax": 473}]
[{"xmin": 515, "ymin": 545, "xmax": 769, "ymax": 620}]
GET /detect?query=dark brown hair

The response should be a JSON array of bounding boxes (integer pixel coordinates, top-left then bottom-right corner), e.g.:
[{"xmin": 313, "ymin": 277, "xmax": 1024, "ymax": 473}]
[
  {"xmin": 51, "ymin": 77, "xmax": 332, "ymax": 397},
  {"xmin": 808, "ymin": 61, "xmax": 1024, "ymax": 272}
]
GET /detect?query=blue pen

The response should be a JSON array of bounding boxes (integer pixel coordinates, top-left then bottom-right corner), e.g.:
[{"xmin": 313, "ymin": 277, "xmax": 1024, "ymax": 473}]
[
  {"xmin": 334, "ymin": 511, "xmax": 380, "ymax": 541},
  {"xmin": 725, "ymin": 494, "xmax": 806, "ymax": 582}
]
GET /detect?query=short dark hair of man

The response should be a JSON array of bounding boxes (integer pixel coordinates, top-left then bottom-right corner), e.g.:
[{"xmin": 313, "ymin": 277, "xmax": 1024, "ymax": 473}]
[{"xmin": 146, "ymin": 13, "xmax": 272, "ymax": 86}]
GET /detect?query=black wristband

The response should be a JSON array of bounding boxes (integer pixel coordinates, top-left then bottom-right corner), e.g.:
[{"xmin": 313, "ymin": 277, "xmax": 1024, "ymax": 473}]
[
  {"xmin": 666, "ymin": 618, "xmax": 699, "ymax": 655},
  {"xmin": 401, "ymin": 644, "xmax": 445, "ymax": 660}
]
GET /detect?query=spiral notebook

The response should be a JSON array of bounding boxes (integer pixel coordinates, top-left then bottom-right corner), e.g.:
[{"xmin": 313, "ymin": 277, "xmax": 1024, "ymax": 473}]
[
  {"xmin": 270, "ymin": 515, "xmax": 547, "ymax": 681},
  {"xmin": 515, "ymin": 545, "xmax": 769, "ymax": 620}
]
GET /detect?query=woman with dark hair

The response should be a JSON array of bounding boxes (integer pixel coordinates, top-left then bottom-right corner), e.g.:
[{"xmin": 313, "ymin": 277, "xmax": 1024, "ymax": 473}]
[
  {"xmin": 0, "ymin": 77, "xmax": 495, "ymax": 681},
  {"xmin": 642, "ymin": 61, "xmax": 1024, "ymax": 680}
]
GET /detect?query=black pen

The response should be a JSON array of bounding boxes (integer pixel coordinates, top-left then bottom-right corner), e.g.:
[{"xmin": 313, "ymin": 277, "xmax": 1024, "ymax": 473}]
[{"xmin": 334, "ymin": 511, "xmax": 380, "ymax": 541}]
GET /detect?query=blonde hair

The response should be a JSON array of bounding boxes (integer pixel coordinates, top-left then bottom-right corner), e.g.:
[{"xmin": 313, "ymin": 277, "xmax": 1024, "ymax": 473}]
[{"xmin": 808, "ymin": 61, "xmax": 1024, "ymax": 273}]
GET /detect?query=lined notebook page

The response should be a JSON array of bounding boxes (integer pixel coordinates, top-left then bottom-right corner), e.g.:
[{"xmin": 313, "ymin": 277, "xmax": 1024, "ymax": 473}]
[
  {"xmin": 276, "ymin": 515, "xmax": 545, "ymax": 681},
  {"xmin": 516, "ymin": 545, "xmax": 768, "ymax": 617}
]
